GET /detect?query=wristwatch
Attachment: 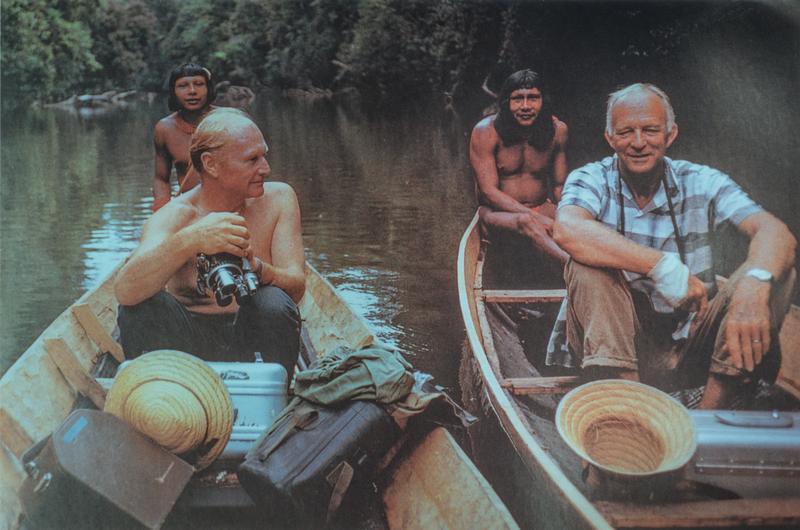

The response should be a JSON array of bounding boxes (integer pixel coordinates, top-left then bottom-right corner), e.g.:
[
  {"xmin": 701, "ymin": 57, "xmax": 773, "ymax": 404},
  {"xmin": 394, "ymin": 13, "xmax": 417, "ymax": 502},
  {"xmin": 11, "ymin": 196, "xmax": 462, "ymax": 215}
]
[{"xmin": 745, "ymin": 268, "xmax": 773, "ymax": 283}]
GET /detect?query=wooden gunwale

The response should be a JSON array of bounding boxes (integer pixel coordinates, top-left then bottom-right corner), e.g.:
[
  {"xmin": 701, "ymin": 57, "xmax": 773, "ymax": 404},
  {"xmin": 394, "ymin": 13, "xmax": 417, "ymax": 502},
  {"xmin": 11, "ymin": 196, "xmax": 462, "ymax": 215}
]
[
  {"xmin": 1, "ymin": 256, "xmax": 517, "ymax": 530},
  {"xmin": 457, "ymin": 212, "xmax": 610, "ymax": 530},
  {"xmin": 458, "ymin": 210, "xmax": 800, "ymax": 528}
]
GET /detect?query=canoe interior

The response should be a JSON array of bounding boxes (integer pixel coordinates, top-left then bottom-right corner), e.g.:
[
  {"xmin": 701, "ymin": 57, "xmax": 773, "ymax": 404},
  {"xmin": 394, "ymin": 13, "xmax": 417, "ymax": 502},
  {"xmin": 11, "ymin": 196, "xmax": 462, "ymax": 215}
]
[
  {"xmin": 0, "ymin": 261, "xmax": 517, "ymax": 530},
  {"xmin": 458, "ymin": 211, "xmax": 800, "ymax": 529}
]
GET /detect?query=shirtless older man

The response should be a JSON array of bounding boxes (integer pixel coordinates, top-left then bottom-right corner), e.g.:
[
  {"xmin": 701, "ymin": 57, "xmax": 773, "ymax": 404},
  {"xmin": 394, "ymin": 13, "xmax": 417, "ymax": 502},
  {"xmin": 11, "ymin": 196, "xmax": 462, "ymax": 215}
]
[
  {"xmin": 116, "ymin": 108, "xmax": 305, "ymax": 374},
  {"xmin": 470, "ymin": 69, "xmax": 569, "ymax": 265},
  {"xmin": 152, "ymin": 63, "xmax": 216, "ymax": 211}
]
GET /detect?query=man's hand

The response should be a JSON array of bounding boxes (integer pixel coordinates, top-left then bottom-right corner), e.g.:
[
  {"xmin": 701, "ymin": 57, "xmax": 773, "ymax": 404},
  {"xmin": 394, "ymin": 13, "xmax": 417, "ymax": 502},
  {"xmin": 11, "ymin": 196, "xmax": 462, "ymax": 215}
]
[
  {"xmin": 648, "ymin": 253, "xmax": 690, "ymax": 307},
  {"xmin": 525, "ymin": 208, "xmax": 555, "ymax": 235},
  {"xmin": 724, "ymin": 277, "xmax": 772, "ymax": 372},
  {"xmin": 678, "ymin": 275, "xmax": 709, "ymax": 317},
  {"xmin": 185, "ymin": 212, "xmax": 250, "ymax": 257}
]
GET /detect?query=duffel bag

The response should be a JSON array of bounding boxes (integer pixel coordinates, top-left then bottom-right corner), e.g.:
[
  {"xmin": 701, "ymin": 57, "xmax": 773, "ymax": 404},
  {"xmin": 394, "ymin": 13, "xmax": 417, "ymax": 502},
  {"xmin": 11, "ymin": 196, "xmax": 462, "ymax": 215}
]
[{"xmin": 237, "ymin": 399, "xmax": 400, "ymax": 527}]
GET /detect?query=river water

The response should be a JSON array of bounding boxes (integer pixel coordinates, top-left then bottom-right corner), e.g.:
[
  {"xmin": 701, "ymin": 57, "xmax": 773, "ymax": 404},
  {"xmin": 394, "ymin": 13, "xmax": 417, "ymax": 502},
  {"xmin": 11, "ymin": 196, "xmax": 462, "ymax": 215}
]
[
  {"xmin": 2, "ymin": 52, "xmax": 799, "ymax": 385},
  {"xmin": 0, "ymin": 96, "xmax": 475, "ymax": 385}
]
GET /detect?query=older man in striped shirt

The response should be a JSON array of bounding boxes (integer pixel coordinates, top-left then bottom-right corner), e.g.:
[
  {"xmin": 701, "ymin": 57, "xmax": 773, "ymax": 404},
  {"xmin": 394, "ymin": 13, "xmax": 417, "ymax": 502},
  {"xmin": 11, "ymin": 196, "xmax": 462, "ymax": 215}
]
[{"xmin": 551, "ymin": 83, "xmax": 796, "ymax": 409}]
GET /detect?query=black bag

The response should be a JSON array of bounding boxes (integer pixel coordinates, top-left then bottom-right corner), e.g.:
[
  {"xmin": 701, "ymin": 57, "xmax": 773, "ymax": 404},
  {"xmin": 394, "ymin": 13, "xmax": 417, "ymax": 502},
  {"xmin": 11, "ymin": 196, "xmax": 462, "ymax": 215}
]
[
  {"xmin": 237, "ymin": 399, "xmax": 401, "ymax": 528},
  {"xmin": 19, "ymin": 409, "xmax": 194, "ymax": 530}
]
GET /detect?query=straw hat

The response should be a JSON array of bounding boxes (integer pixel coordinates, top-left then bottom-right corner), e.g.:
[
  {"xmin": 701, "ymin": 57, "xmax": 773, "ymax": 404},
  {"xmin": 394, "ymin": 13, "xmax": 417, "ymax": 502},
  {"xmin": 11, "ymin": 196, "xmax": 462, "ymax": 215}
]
[
  {"xmin": 556, "ymin": 379, "xmax": 696, "ymax": 477},
  {"xmin": 105, "ymin": 350, "xmax": 234, "ymax": 470}
]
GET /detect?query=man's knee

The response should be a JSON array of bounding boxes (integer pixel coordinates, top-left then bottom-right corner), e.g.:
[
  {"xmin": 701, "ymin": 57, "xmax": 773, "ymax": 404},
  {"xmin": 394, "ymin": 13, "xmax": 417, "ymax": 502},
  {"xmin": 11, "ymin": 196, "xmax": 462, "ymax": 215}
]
[
  {"xmin": 583, "ymin": 365, "xmax": 639, "ymax": 383},
  {"xmin": 117, "ymin": 291, "xmax": 191, "ymax": 359},
  {"xmin": 118, "ymin": 291, "xmax": 178, "ymax": 329},
  {"xmin": 241, "ymin": 286, "xmax": 300, "ymax": 330},
  {"xmin": 565, "ymin": 260, "xmax": 621, "ymax": 291}
]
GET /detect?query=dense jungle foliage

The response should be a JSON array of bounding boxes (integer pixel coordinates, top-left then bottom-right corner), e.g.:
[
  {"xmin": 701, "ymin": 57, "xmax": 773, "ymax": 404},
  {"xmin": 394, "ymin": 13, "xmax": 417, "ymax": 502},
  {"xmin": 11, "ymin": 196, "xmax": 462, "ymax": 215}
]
[{"xmin": 1, "ymin": 0, "xmax": 797, "ymax": 108}]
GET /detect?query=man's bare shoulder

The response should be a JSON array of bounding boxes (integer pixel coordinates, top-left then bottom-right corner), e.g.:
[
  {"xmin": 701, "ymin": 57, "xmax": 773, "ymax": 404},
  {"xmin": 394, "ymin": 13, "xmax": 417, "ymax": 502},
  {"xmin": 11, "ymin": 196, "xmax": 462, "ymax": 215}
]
[
  {"xmin": 472, "ymin": 114, "xmax": 498, "ymax": 133},
  {"xmin": 257, "ymin": 182, "xmax": 299, "ymax": 211},
  {"xmin": 471, "ymin": 115, "xmax": 499, "ymax": 144},
  {"xmin": 154, "ymin": 113, "xmax": 179, "ymax": 137},
  {"xmin": 147, "ymin": 192, "xmax": 198, "ymax": 233}
]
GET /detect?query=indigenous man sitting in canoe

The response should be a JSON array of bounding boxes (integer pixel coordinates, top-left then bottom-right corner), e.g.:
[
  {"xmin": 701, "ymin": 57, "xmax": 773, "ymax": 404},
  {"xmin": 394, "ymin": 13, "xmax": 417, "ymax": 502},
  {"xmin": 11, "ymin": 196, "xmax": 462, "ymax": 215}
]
[
  {"xmin": 551, "ymin": 83, "xmax": 797, "ymax": 408},
  {"xmin": 469, "ymin": 69, "xmax": 569, "ymax": 284},
  {"xmin": 152, "ymin": 63, "xmax": 216, "ymax": 212},
  {"xmin": 115, "ymin": 108, "xmax": 305, "ymax": 375}
]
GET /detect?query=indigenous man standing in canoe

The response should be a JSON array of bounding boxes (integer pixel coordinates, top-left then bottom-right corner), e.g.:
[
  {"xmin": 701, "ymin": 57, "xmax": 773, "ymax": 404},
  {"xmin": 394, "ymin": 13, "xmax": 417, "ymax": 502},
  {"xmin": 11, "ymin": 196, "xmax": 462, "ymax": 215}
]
[
  {"xmin": 152, "ymin": 63, "xmax": 216, "ymax": 211},
  {"xmin": 469, "ymin": 69, "xmax": 570, "ymax": 274},
  {"xmin": 116, "ymin": 108, "xmax": 305, "ymax": 375},
  {"xmin": 551, "ymin": 83, "xmax": 796, "ymax": 408}
]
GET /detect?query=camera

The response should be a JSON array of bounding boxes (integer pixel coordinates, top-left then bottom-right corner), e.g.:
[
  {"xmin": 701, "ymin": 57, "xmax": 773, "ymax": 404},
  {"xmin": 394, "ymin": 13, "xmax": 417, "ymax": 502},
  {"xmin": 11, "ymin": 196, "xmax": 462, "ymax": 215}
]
[{"xmin": 196, "ymin": 253, "xmax": 260, "ymax": 307}]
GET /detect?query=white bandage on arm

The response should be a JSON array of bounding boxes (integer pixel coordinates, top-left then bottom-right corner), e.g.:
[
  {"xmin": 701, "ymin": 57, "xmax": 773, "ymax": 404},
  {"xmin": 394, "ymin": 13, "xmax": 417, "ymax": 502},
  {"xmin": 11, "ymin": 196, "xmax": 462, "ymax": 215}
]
[{"xmin": 647, "ymin": 252, "xmax": 689, "ymax": 308}]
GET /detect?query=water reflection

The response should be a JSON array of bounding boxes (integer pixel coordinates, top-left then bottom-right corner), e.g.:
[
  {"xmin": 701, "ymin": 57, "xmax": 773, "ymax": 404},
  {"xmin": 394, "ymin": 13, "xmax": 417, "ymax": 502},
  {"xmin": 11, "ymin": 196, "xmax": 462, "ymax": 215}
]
[
  {"xmin": 81, "ymin": 198, "xmax": 152, "ymax": 290},
  {"xmin": 0, "ymin": 96, "xmax": 474, "ymax": 388},
  {"xmin": 2, "ymin": 33, "xmax": 797, "ymax": 388},
  {"xmin": 0, "ymin": 105, "xmax": 161, "ymax": 373}
]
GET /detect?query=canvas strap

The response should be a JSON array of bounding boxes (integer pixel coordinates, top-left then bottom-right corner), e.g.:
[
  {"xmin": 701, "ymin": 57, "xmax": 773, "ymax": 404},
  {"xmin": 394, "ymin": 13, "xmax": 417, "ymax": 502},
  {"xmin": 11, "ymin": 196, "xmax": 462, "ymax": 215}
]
[{"xmin": 325, "ymin": 461, "xmax": 355, "ymax": 523}]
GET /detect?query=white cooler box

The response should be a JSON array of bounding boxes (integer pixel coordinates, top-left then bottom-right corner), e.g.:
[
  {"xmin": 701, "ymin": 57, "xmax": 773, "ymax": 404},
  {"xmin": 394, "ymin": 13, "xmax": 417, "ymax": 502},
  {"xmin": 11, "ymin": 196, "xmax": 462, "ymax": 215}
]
[
  {"xmin": 685, "ymin": 410, "xmax": 800, "ymax": 499},
  {"xmin": 207, "ymin": 361, "xmax": 288, "ymax": 460}
]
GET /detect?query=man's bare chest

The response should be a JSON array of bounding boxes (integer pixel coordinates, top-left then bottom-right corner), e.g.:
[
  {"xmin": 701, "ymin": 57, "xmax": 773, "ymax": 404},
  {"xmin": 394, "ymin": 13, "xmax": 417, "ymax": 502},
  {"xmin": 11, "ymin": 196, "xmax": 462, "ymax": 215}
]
[
  {"xmin": 496, "ymin": 143, "xmax": 553, "ymax": 178},
  {"xmin": 169, "ymin": 214, "xmax": 276, "ymax": 295},
  {"xmin": 165, "ymin": 132, "xmax": 192, "ymax": 166}
]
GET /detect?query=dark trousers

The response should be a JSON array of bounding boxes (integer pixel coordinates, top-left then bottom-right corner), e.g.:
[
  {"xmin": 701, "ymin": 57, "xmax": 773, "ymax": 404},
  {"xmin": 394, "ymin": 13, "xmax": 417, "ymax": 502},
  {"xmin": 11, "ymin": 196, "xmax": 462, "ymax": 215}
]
[{"xmin": 118, "ymin": 287, "xmax": 301, "ymax": 376}]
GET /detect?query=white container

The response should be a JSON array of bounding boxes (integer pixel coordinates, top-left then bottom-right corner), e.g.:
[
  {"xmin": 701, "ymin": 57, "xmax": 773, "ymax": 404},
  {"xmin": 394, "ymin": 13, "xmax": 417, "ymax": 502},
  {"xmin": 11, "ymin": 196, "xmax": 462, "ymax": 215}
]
[{"xmin": 207, "ymin": 361, "xmax": 288, "ymax": 460}]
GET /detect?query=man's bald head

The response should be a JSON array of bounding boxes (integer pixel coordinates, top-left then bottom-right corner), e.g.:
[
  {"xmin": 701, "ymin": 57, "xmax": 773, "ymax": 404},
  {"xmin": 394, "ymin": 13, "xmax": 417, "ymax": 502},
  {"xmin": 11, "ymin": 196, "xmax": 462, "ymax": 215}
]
[
  {"xmin": 606, "ymin": 83, "xmax": 675, "ymax": 136},
  {"xmin": 190, "ymin": 108, "xmax": 261, "ymax": 173}
]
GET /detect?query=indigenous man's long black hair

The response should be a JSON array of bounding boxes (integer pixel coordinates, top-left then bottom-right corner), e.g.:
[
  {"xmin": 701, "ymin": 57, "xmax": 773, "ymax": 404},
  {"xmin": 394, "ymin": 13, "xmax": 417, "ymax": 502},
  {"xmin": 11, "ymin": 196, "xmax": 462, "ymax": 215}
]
[
  {"xmin": 493, "ymin": 69, "xmax": 555, "ymax": 151},
  {"xmin": 167, "ymin": 63, "xmax": 217, "ymax": 112}
]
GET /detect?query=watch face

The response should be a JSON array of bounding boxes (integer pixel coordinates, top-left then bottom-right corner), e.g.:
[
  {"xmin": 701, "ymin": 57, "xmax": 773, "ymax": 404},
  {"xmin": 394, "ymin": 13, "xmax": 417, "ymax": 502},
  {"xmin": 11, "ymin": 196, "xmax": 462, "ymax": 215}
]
[{"xmin": 747, "ymin": 268, "xmax": 773, "ymax": 282}]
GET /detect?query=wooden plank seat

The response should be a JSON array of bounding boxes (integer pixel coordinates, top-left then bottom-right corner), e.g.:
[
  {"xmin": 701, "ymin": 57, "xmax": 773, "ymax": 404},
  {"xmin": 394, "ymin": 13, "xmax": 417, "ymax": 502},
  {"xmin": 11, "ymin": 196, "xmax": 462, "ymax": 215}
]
[
  {"xmin": 481, "ymin": 289, "xmax": 566, "ymax": 304},
  {"xmin": 501, "ymin": 376, "xmax": 580, "ymax": 395}
]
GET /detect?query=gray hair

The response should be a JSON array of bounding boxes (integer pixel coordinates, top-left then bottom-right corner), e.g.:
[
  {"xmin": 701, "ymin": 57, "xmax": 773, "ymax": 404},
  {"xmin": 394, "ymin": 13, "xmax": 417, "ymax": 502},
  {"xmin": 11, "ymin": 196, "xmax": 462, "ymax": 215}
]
[{"xmin": 605, "ymin": 83, "xmax": 675, "ymax": 135}]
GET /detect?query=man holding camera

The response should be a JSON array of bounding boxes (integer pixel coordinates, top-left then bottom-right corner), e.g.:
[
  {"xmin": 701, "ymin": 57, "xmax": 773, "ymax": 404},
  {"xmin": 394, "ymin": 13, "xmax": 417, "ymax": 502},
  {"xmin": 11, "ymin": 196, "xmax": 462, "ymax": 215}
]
[{"xmin": 115, "ymin": 108, "xmax": 305, "ymax": 375}]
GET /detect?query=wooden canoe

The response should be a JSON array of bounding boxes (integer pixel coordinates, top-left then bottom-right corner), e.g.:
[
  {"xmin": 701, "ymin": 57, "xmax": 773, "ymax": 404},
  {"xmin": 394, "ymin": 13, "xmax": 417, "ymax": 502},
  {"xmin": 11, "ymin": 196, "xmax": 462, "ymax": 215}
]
[
  {"xmin": 457, "ymin": 211, "xmax": 800, "ymax": 529},
  {"xmin": 0, "ymin": 260, "xmax": 518, "ymax": 530}
]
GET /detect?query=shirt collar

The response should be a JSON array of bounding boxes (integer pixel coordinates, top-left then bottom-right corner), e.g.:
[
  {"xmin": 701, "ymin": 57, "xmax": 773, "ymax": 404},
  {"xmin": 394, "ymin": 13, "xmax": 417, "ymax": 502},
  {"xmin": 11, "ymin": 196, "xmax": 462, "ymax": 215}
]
[{"xmin": 612, "ymin": 155, "xmax": 681, "ymax": 211}]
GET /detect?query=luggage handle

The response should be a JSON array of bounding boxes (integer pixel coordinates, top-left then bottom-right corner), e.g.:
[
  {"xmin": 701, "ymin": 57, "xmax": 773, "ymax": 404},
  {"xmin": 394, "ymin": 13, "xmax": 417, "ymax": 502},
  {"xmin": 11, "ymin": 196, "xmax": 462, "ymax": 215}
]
[
  {"xmin": 714, "ymin": 411, "xmax": 793, "ymax": 428},
  {"xmin": 325, "ymin": 461, "xmax": 354, "ymax": 524},
  {"xmin": 257, "ymin": 410, "xmax": 319, "ymax": 461}
]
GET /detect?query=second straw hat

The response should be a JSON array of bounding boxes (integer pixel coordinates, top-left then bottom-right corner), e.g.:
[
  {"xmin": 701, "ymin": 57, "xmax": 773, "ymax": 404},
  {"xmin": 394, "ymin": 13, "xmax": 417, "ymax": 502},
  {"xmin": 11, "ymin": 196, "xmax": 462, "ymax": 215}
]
[
  {"xmin": 104, "ymin": 349, "xmax": 234, "ymax": 470},
  {"xmin": 556, "ymin": 379, "xmax": 696, "ymax": 477}
]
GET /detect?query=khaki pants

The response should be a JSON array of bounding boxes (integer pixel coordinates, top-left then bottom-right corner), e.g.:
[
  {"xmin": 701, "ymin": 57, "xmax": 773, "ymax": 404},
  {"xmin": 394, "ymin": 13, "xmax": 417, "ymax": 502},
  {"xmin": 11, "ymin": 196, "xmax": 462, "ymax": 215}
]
[{"xmin": 564, "ymin": 260, "xmax": 796, "ymax": 390}]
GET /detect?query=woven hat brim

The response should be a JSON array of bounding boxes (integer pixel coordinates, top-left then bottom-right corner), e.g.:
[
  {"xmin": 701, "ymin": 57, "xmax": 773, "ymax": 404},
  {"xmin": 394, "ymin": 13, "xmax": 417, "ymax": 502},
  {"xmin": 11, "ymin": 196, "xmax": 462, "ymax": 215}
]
[
  {"xmin": 105, "ymin": 350, "xmax": 234, "ymax": 470},
  {"xmin": 556, "ymin": 379, "xmax": 697, "ymax": 477}
]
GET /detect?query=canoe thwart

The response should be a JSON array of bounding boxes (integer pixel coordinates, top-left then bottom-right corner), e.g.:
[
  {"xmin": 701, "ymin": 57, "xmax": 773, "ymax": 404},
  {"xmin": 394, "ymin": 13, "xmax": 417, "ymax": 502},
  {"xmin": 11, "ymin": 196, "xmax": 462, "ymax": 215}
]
[
  {"xmin": 0, "ymin": 408, "xmax": 34, "ymax": 459},
  {"xmin": 481, "ymin": 289, "xmax": 566, "ymax": 304},
  {"xmin": 72, "ymin": 303, "xmax": 124, "ymax": 363},
  {"xmin": 595, "ymin": 496, "xmax": 800, "ymax": 528},
  {"xmin": 500, "ymin": 376, "xmax": 580, "ymax": 395},
  {"xmin": 44, "ymin": 338, "xmax": 107, "ymax": 409}
]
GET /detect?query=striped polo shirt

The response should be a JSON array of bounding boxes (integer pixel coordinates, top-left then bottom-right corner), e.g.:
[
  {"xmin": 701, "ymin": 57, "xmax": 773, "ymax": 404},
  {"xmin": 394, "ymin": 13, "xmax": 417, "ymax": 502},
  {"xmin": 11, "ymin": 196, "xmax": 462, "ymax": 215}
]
[{"xmin": 546, "ymin": 155, "xmax": 763, "ymax": 365}]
